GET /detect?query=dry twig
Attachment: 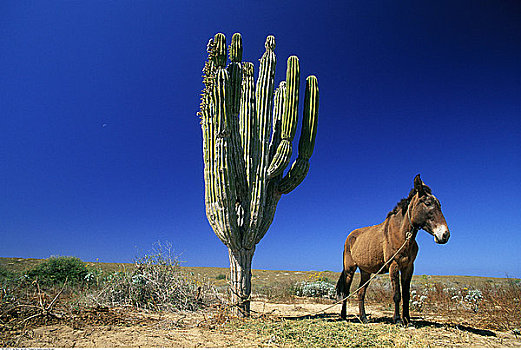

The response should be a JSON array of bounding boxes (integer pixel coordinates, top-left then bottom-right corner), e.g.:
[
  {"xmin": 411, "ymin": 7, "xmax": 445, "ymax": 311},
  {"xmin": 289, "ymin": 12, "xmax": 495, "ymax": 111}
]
[{"xmin": 18, "ymin": 277, "xmax": 68, "ymax": 326}]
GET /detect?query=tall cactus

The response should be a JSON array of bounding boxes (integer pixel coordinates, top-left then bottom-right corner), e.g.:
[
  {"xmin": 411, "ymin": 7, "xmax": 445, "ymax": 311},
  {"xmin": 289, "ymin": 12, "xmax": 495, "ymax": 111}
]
[{"xmin": 198, "ymin": 32, "xmax": 319, "ymax": 316}]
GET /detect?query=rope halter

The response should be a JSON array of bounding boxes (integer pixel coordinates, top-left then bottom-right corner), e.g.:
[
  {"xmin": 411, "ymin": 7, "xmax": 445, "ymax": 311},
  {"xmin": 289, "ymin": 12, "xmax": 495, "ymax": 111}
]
[{"xmin": 405, "ymin": 201, "xmax": 415, "ymax": 240}]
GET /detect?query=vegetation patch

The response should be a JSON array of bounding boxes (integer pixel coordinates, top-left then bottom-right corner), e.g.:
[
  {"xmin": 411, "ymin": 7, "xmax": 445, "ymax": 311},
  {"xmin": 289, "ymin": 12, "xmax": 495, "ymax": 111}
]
[
  {"xmin": 27, "ymin": 256, "xmax": 88, "ymax": 286},
  {"xmin": 293, "ymin": 280, "xmax": 336, "ymax": 299},
  {"xmin": 0, "ymin": 243, "xmax": 217, "ymax": 347},
  {"xmin": 80, "ymin": 243, "xmax": 218, "ymax": 312},
  {"xmin": 229, "ymin": 318, "xmax": 425, "ymax": 347},
  {"xmin": 1, "ymin": 254, "xmax": 520, "ymax": 347}
]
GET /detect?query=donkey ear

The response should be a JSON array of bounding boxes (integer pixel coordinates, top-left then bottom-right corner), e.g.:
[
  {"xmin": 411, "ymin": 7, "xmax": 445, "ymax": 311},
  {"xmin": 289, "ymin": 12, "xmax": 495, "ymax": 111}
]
[{"xmin": 413, "ymin": 174, "xmax": 425, "ymax": 195}]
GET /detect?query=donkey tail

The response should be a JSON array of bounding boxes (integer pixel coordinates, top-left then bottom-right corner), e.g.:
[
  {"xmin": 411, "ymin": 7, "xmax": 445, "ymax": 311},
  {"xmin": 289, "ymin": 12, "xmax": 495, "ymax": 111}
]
[{"xmin": 336, "ymin": 269, "xmax": 348, "ymax": 300}]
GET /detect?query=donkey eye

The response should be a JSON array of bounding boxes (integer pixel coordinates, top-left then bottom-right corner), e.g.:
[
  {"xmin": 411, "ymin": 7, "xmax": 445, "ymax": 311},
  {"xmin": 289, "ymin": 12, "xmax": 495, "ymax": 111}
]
[{"xmin": 424, "ymin": 201, "xmax": 433, "ymax": 206}]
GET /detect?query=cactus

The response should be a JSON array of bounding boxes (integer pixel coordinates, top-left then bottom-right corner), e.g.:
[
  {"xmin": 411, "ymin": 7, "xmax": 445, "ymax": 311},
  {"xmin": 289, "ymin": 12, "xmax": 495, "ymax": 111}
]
[{"xmin": 198, "ymin": 32, "xmax": 319, "ymax": 316}]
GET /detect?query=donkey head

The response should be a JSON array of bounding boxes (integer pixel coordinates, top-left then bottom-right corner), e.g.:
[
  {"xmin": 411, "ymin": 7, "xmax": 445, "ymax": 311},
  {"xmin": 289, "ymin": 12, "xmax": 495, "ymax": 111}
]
[{"xmin": 410, "ymin": 174, "xmax": 450, "ymax": 244}]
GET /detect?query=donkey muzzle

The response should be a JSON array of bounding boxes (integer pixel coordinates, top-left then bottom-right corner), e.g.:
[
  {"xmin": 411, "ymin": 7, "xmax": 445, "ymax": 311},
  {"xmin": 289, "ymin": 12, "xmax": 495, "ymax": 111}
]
[{"xmin": 433, "ymin": 225, "xmax": 450, "ymax": 244}]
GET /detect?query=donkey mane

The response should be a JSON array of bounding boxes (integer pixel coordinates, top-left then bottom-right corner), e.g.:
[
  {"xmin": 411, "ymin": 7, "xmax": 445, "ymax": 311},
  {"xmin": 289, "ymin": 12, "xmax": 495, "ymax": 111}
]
[{"xmin": 386, "ymin": 185, "xmax": 432, "ymax": 219}]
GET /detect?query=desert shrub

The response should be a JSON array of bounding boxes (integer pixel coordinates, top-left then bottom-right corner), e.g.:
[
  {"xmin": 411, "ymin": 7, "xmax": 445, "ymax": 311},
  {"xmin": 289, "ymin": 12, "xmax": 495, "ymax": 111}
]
[
  {"xmin": 216, "ymin": 274, "xmax": 226, "ymax": 280},
  {"xmin": 0, "ymin": 267, "xmax": 20, "ymax": 306},
  {"xmin": 85, "ymin": 242, "xmax": 216, "ymax": 312},
  {"xmin": 294, "ymin": 280, "xmax": 336, "ymax": 299},
  {"xmin": 27, "ymin": 256, "xmax": 88, "ymax": 286},
  {"xmin": 479, "ymin": 279, "xmax": 521, "ymax": 331},
  {"xmin": 0, "ymin": 266, "xmax": 19, "ymax": 284}
]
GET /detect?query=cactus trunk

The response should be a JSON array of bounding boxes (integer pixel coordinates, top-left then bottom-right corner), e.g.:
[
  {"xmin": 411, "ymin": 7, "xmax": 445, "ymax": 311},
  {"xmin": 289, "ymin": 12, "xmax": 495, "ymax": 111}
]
[
  {"xmin": 198, "ymin": 33, "xmax": 319, "ymax": 316},
  {"xmin": 228, "ymin": 248, "xmax": 255, "ymax": 316}
]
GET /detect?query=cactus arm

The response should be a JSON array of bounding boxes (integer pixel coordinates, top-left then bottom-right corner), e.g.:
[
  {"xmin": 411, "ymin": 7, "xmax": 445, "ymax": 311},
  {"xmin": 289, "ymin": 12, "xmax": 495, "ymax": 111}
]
[
  {"xmin": 277, "ymin": 75, "xmax": 319, "ymax": 194},
  {"xmin": 250, "ymin": 81, "xmax": 286, "ymax": 245},
  {"xmin": 228, "ymin": 33, "xmax": 243, "ymax": 118},
  {"xmin": 266, "ymin": 56, "xmax": 300, "ymax": 178},
  {"xmin": 268, "ymin": 81, "xmax": 286, "ymax": 161},
  {"xmin": 226, "ymin": 34, "xmax": 248, "ymax": 208},
  {"xmin": 282, "ymin": 57, "xmax": 301, "ymax": 142},
  {"xmin": 239, "ymin": 62, "xmax": 256, "ymax": 187},
  {"xmin": 229, "ymin": 33, "xmax": 243, "ymax": 62},
  {"xmin": 200, "ymin": 38, "xmax": 221, "ymax": 241},
  {"xmin": 254, "ymin": 180, "xmax": 282, "ymax": 245},
  {"xmin": 277, "ymin": 158, "xmax": 310, "ymax": 194},
  {"xmin": 245, "ymin": 35, "xmax": 277, "ymax": 248},
  {"xmin": 298, "ymin": 75, "xmax": 319, "ymax": 159},
  {"xmin": 212, "ymin": 33, "xmax": 227, "ymax": 67},
  {"xmin": 214, "ymin": 67, "xmax": 242, "ymax": 250},
  {"xmin": 199, "ymin": 33, "xmax": 242, "ymax": 251}
]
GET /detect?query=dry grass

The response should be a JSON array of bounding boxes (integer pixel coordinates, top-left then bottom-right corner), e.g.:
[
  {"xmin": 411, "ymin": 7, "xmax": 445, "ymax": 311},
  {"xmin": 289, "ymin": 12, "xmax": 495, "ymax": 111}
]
[
  {"xmin": 479, "ymin": 280, "xmax": 521, "ymax": 331},
  {"xmin": 228, "ymin": 316, "xmax": 426, "ymax": 347}
]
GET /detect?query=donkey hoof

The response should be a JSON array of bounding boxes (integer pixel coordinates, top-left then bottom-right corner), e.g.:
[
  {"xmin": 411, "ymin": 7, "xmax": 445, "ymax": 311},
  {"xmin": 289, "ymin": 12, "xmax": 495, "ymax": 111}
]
[{"xmin": 360, "ymin": 317, "xmax": 369, "ymax": 324}]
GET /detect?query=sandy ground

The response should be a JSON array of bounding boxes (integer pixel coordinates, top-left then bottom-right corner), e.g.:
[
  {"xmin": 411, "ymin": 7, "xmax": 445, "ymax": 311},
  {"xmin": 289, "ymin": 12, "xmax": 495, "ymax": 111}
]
[{"xmin": 8, "ymin": 301, "xmax": 521, "ymax": 348}]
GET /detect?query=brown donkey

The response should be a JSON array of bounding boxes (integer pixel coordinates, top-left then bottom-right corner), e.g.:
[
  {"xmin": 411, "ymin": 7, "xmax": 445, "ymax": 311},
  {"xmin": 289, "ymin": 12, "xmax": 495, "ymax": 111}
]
[{"xmin": 336, "ymin": 174, "xmax": 450, "ymax": 324}]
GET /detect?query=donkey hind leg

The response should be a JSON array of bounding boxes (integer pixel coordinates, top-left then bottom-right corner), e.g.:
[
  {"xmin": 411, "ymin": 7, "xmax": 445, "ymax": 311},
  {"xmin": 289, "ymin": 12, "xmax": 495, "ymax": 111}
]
[
  {"xmin": 389, "ymin": 261, "xmax": 402, "ymax": 324},
  {"xmin": 338, "ymin": 266, "xmax": 356, "ymax": 319},
  {"xmin": 357, "ymin": 269, "xmax": 371, "ymax": 323},
  {"xmin": 400, "ymin": 264, "xmax": 414, "ymax": 325},
  {"xmin": 336, "ymin": 251, "xmax": 356, "ymax": 320},
  {"xmin": 337, "ymin": 247, "xmax": 357, "ymax": 320}
]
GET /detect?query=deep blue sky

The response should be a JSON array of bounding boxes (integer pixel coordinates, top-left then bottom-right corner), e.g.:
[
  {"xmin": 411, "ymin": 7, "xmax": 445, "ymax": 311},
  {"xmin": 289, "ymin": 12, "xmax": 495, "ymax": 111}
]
[{"xmin": 1, "ymin": 1, "xmax": 520, "ymax": 278}]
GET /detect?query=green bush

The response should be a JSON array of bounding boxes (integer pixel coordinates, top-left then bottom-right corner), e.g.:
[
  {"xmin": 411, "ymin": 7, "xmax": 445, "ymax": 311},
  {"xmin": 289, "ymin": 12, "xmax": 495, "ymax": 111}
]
[
  {"xmin": 0, "ymin": 266, "xmax": 18, "ymax": 282},
  {"xmin": 27, "ymin": 256, "xmax": 88, "ymax": 286},
  {"xmin": 216, "ymin": 273, "xmax": 226, "ymax": 280}
]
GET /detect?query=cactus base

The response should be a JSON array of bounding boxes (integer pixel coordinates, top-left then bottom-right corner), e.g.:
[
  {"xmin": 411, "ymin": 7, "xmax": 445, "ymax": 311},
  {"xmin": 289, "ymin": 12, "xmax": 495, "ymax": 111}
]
[{"xmin": 228, "ymin": 248, "xmax": 255, "ymax": 316}]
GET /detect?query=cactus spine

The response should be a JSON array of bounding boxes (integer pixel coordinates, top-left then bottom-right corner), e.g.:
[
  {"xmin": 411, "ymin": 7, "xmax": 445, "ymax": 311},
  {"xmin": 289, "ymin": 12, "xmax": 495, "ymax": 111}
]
[{"xmin": 198, "ymin": 33, "xmax": 319, "ymax": 316}]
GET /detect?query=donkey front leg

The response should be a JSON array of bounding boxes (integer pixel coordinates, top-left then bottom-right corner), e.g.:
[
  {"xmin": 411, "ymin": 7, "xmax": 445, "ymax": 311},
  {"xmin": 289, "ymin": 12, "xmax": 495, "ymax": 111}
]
[
  {"xmin": 389, "ymin": 261, "xmax": 402, "ymax": 324},
  {"xmin": 358, "ymin": 270, "xmax": 371, "ymax": 323},
  {"xmin": 400, "ymin": 264, "xmax": 414, "ymax": 325}
]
